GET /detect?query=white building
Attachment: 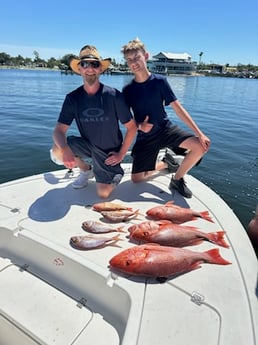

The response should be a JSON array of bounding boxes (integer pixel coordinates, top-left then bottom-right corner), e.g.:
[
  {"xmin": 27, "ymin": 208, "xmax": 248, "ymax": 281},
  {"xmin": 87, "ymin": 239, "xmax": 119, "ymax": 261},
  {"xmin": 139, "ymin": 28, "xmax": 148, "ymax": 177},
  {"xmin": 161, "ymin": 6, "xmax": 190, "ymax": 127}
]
[{"xmin": 148, "ymin": 52, "xmax": 197, "ymax": 75}]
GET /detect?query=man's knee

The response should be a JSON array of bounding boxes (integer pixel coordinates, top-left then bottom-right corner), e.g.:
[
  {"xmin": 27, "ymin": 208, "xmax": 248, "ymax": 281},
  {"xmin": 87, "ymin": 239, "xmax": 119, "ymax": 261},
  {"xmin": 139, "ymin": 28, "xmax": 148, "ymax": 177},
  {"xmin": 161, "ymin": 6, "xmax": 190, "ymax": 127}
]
[
  {"xmin": 97, "ymin": 184, "xmax": 114, "ymax": 199},
  {"xmin": 50, "ymin": 146, "xmax": 63, "ymax": 165}
]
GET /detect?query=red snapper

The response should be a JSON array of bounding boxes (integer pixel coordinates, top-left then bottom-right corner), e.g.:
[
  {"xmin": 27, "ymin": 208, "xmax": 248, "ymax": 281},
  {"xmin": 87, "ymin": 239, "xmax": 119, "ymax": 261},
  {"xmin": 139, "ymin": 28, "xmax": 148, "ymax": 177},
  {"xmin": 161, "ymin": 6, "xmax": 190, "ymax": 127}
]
[{"xmin": 109, "ymin": 244, "xmax": 231, "ymax": 279}]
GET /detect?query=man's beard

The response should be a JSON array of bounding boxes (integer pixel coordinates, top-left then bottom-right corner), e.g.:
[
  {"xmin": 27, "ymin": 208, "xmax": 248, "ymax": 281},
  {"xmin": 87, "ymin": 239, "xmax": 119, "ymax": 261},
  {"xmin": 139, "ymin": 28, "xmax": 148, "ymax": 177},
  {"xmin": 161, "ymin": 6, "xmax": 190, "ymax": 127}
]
[{"xmin": 85, "ymin": 74, "xmax": 98, "ymax": 86}]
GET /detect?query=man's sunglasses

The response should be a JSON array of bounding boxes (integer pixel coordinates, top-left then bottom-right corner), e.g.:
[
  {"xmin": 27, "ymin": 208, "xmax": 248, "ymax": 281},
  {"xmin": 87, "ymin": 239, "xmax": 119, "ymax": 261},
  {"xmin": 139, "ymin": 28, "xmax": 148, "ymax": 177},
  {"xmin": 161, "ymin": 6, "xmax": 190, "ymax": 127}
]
[{"xmin": 79, "ymin": 60, "xmax": 101, "ymax": 69}]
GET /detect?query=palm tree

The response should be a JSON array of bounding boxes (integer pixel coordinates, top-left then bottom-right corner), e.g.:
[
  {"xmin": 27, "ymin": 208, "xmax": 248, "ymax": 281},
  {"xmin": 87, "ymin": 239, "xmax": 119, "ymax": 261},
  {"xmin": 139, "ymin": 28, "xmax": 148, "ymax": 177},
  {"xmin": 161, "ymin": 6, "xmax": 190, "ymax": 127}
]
[
  {"xmin": 33, "ymin": 50, "xmax": 39, "ymax": 62},
  {"xmin": 199, "ymin": 52, "xmax": 204, "ymax": 65}
]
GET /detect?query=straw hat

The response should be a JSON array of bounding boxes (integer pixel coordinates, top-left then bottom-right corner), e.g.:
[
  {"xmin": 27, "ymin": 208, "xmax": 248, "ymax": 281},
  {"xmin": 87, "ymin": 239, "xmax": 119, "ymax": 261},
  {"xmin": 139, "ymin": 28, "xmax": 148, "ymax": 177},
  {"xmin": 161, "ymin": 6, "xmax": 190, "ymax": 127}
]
[{"xmin": 70, "ymin": 45, "xmax": 111, "ymax": 75}]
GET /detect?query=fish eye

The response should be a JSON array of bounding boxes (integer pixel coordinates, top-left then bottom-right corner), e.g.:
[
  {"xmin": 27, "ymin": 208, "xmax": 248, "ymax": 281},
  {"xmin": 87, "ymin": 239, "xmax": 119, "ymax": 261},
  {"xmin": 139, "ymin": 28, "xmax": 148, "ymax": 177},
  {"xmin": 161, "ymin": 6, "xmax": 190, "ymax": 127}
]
[{"xmin": 126, "ymin": 260, "xmax": 131, "ymax": 266}]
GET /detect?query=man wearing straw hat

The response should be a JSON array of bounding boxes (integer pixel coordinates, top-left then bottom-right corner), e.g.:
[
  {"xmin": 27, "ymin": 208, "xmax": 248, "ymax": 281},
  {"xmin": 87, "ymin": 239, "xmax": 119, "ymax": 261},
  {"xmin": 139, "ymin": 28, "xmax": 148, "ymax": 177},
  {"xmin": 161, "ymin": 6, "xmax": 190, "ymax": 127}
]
[{"xmin": 51, "ymin": 45, "xmax": 137, "ymax": 198}]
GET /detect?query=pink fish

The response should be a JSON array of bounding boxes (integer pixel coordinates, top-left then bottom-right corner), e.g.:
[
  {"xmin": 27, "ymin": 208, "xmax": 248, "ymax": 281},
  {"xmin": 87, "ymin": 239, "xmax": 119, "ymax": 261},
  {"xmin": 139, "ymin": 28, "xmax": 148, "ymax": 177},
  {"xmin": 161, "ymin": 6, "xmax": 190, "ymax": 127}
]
[
  {"xmin": 70, "ymin": 234, "xmax": 121, "ymax": 250},
  {"xmin": 82, "ymin": 220, "xmax": 125, "ymax": 233},
  {"xmin": 101, "ymin": 209, "xmax": 140, "ymax": 222},
  {"xmin": 146, "ymin": 201, "xmax": 214, "ymax": 224},
  {"xmin": 129, "ymin": 221, "xmax": 229, "ymax": 248},
  {"xmin": 109, "ymin": 244, "xmax": 231, "ymax": 279},
  {"xmin": 93, "ymin": 202, "xmax": 133, "ymax": 212},
  {"xmin": 128, "ymin": 220, "xmax": 171, "ymax": 233}
]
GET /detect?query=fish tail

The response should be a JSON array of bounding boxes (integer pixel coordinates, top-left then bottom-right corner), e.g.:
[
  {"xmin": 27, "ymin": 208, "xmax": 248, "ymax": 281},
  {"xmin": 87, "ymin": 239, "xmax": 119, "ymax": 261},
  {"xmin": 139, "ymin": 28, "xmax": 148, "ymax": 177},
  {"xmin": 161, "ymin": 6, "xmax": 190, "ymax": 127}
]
[
  {"xmin": 199, "ymin": 211, "xmax": 214, "ymax": 223},
  {"xmin": 204, "ymin": 248, "xmax": 231, "ymax": 265},
  {"xmin": 134, "ymin": 209, "xmax": 142, "ymax": 218},
  {"xmin": 208, "ymin": 231, "xmax": 230, "ymax": 248},
  {"xmin": 109, "ymin": 234, "xmax": 122, "ymax": 246}
]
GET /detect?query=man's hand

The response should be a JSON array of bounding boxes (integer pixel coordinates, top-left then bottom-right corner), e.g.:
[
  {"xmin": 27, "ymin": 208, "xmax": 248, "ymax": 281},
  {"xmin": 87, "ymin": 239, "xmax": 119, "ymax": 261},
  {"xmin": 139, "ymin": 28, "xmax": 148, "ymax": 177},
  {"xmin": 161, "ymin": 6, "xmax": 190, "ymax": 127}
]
[
  {"xmin": 61, "ymin": 146, "xmax": 77, "ymax": 169},
  {"xmin": 105, "ymin": 151, "xmax": 124, "ymax": 166}
]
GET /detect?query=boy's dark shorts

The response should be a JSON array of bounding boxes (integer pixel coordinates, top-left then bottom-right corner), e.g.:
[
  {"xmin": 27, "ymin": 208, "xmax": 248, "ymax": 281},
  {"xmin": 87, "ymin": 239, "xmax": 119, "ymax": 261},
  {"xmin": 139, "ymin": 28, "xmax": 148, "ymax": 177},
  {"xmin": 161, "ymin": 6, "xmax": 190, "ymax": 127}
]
[{"xmin": 131, "ymin": 125, "xmax": 193, "ymax": 174}]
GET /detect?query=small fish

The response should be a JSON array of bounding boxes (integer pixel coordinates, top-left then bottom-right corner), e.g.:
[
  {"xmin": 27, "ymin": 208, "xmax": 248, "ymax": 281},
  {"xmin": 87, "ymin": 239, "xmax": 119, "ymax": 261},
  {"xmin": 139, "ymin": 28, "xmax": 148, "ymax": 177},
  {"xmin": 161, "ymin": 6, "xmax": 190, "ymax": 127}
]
[
  {"xmin": 70, "ymin": 234, "xmax": 121, "ymax": 250},
  {"xmin": 129, "ymin": 221, "xmax": 229, "ymax": 248},
  {"xmin": 101, "ymin": 209, "xmax": 140, "ymax": 222},
  {"xmin": 146, "ymin": 201, "xmax": 214, "ymax": 224},
  {"xmin": 128, "ymin": 220, "xmax": 171, "ymax": 233},
  {"xmin": 82, "ymin": 220, "xmax": 125, "ymax": 234},
  {"xmin": 93, "ymin": 202, "xmax": 133, "ymax": 212},
  {"xmin": 109, "ymin": 244, "xmax": 231, "ymax": 279}
]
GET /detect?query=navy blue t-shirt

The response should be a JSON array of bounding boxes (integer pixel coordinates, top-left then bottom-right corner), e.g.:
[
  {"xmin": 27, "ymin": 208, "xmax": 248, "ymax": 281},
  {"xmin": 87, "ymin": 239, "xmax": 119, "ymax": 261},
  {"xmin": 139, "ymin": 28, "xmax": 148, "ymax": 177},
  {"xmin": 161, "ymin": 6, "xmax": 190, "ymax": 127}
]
[
  {"xmin": 122, "ymin": 74, "xmax": 177, "ymax": 140},
  {"xmin": 58, "ymin": 83, "xmax": 133, "ymax": 152}
]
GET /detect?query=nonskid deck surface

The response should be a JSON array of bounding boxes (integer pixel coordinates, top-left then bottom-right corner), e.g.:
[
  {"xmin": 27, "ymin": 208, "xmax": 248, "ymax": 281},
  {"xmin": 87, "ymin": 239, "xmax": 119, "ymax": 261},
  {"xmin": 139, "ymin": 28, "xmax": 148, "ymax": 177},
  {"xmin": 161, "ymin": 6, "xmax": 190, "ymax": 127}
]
[{"xmin": 0, "ymin": 165, "xmax": 257, "ymax": 345}]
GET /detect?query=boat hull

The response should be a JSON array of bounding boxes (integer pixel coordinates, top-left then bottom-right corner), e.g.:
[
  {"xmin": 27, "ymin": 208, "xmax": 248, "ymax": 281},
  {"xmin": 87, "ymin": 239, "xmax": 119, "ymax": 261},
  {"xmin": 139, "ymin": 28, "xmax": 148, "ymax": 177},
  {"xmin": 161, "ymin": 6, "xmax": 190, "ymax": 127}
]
[{"xmin": 0, "ymin": 163, "xmax": 257, "ymax": 344}]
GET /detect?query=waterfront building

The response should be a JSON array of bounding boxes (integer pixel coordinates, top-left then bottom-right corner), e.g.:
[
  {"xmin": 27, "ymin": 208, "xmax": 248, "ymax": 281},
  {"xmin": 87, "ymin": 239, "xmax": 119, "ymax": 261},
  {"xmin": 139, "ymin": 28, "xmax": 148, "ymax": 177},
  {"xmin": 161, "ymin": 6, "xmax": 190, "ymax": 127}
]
[{"xmin": 148, "ymin": 52, "xmax": 197, "ymax": 75}]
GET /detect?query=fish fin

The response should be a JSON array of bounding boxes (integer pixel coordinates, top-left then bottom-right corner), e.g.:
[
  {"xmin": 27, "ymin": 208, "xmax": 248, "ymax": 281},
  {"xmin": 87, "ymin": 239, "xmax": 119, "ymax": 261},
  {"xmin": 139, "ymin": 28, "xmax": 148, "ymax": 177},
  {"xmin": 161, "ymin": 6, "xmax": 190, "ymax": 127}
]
[
  {"xmin": 135, "ymin": 209, "xmax": 145, "ymax": 217},
  {"xmin": 156, "ymin": 277, "xmax": 167, "ymax": 283},
  {"xmin": 204, "ymin": 248, "xmax": 231, "ymax": 265},
  {"xmin": 190, "ymin": 263, "xmax": 202, "ymax": 271},
  {"xmin": 110, "ymin": 243, "xmax": 123, "ymax": 248},
  {"xmin": 108, "ymin": 235, "xmax": 123, "ymax": 247},
  {"xmin": 157, "ymin": 220, "xmax": 172, "ymax": 225},
  {"xmin": 127, "ymin": 209, "xmax": 141, "ymax": 220},
  {"xmin": 117, "ymin": 226, "xmax": 126, "ymax": 233},
  {"xmin": 108, "ymin": 234, "xmax": 123, "ymax": 248},
  {"xmin": 199, "ymin": 211, "xmax": 214, "ymax": 223},
  {"xmin": 110, "ymin": 234, "xmax": 121, "ymax": 241},
  {"xmin": 207, "ymin": 231, "xmax": 230, "ymax": 248},
  {"xmin": 146, "ymin": 242, "xmax": 161, "ymax": 246},
  {"xmin": 165, "ymin": 201, "xmax": 174, "ymax": 206},
  {"xmin": 185, "ymin": 239, "xmax": 204, "ymax": 246}
]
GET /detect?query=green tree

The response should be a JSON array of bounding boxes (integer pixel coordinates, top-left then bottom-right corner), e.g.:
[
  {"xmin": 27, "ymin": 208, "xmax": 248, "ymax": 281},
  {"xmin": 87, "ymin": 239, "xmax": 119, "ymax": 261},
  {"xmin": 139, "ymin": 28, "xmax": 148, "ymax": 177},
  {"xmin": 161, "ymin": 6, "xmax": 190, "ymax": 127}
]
[
  {"xmin": 33, "ymin": 50, "xmax": 40, "ymax": 62},
  {"xmin": 0, "ymin": 52, "xmax": 11, "ymax": 65},
  {"xmin": 47, "ymin": 57, "xmax": 59, "ymax": 68}
]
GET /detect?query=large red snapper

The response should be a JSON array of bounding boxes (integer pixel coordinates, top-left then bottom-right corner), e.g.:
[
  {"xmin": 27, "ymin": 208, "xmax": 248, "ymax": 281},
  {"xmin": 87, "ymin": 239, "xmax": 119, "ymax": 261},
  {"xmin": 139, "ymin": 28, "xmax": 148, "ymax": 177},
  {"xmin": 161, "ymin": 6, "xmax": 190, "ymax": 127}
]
[
  {"xmin": 109, "ymin": 244, "xmax": 231, "ymax": 279},
  {"xmin": 129, "ymin": 221, "xmax": 229, "ymax": 248},
  {"xmin": 146, "ymin": 201, "xmax": 214, "ymax": 224}
]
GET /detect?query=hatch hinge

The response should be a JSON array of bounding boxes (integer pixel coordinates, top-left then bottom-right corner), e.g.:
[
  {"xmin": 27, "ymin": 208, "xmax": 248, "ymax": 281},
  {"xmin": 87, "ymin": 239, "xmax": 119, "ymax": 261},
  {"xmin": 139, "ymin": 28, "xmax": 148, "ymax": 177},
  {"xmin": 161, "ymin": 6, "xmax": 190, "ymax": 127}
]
[
  {"xmin": 19, "ymin": 263, "xmax": 30, "ymax": 272},
  {"xmin": 77, "ymin": 297, "xmax": 87, "ymax": 308},
  {"xmin": 191, "ymin": 291, "xmax": 205, "ymax": 305}
]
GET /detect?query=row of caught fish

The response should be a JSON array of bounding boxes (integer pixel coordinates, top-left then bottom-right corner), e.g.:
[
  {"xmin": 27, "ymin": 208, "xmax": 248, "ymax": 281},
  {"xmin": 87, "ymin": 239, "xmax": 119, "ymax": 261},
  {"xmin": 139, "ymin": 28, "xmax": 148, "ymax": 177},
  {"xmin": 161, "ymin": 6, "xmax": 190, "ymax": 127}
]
[
  {"xmin": 69, "ymin": 201, "xmax": 231, "ymax": 280},
  {"xmin": 78, "ymin": 219, "xmax": 229, "ymax": 248},
  {"xmin": 70, "ymin": 201, "xmax": 228, "ymax": 250},
  {"xmin": 92, "ymin": 200, "xmax": 214, "ymax": 224},
  {"xmin": 70, "ymin": 232, "xmax": 231, "ymax": 280}
]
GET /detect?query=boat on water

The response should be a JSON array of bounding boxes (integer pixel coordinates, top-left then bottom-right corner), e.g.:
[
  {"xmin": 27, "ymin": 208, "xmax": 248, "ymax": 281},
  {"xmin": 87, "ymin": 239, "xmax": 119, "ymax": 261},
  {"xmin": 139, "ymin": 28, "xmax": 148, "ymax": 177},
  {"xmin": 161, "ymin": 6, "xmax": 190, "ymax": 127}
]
[
  {"xmin": 0, "ymin": 154, "xmax": 257, "ymax": 345},
  {"xmin": 110, "ymin": 68, "xmax": 133, "ymax": 75}
]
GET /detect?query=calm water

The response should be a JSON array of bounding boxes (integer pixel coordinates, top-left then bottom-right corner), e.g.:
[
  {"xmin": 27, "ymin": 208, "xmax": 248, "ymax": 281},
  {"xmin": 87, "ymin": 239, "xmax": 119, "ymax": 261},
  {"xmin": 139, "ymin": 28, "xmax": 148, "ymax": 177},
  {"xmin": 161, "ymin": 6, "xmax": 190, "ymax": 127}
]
[{"xmin": 0, "ymin": 69, "xmax": 257, "ymax": 229}]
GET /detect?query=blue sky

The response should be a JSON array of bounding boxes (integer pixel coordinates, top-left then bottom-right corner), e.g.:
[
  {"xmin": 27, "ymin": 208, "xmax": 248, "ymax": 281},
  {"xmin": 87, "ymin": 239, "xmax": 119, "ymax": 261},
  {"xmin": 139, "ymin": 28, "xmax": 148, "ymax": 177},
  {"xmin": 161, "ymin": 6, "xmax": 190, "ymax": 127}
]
[{"xmin": 1, "ymin": 0, "xmax": 257, "ymax": 65}]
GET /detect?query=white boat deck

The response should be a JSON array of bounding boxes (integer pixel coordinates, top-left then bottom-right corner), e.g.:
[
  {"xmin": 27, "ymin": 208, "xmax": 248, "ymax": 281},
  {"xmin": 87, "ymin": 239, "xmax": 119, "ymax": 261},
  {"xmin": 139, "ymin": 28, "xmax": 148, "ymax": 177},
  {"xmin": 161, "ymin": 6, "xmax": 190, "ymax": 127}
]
[{"xmin": 0, "ymin": 164, "xmax": 257, "ymax": 345}]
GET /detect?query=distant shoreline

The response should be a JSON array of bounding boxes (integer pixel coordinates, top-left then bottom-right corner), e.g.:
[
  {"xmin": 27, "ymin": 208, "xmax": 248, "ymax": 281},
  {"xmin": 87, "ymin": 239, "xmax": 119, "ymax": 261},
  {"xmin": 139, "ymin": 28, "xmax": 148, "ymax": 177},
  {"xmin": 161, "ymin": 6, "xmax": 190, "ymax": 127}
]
[
  {"xmin": 1, "ymin": 66, "xmax": 257, "ymax": 79},
  {"xmin": 0, "ymin": 66, "xmax": 60, "ymax": 71}
]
